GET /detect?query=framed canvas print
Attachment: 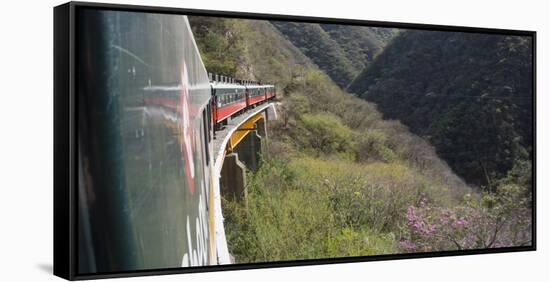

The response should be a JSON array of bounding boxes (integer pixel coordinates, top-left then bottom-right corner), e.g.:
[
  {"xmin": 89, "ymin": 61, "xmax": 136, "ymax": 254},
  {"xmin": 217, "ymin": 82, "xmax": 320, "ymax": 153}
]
[{"xmin": 54, "ymin": 1, "xmax": 536, "ymax": 280}]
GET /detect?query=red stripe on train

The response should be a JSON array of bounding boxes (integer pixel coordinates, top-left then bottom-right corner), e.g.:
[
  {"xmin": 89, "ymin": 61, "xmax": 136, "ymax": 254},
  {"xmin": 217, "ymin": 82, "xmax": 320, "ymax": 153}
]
[
  {"xmin": 247, "ymin": 95, "xmax": 266, "ymax": 106},
  {"xmin": 215, "ymin": 100, "xmax": 247, "ymax": 123}
]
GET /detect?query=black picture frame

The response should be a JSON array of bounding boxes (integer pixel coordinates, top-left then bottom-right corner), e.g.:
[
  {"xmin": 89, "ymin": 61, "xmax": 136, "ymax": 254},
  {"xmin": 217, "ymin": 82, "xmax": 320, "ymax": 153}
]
[{"xmin": 54, "ymin": 1, "xmax": 536, "ymax": 280}]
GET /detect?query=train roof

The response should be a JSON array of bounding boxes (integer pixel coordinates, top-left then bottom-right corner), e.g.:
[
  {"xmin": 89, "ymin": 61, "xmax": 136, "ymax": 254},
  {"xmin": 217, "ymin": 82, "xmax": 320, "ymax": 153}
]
[
  {"xmin": 210, "ymin": 82, "xmax": 246, "ymax": 90},
  {"xmin": 245, "ymin": 84, "xmax": 270, "ymax": 89}
]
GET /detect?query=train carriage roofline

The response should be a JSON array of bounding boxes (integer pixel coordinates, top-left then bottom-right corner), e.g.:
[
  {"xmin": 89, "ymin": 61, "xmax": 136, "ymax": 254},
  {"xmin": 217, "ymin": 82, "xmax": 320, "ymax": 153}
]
[
  {"xmin": 210, "ymin": 82, "xmax": 247, "ymax": 89},
  {"xmin": 244, "ymin": 84, "xmax": 265, "ymax": 89}
]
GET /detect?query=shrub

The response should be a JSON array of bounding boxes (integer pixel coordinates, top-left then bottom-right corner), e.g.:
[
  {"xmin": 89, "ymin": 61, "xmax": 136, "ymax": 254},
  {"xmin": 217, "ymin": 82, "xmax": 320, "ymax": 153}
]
[
  {"xmin": 293, "ymin": 113, "xmax": 355, "ymax": 157},
  {"xmin": 399, "ymin": 182, "xmax": 531, "ymax": 252},
  {"xmin": 325, "ymin": 227, "xmax": 396, "ymax": 258},
  {"xmin": 355, "ymin": 129, "xmax": 397, "ymax": 163}
]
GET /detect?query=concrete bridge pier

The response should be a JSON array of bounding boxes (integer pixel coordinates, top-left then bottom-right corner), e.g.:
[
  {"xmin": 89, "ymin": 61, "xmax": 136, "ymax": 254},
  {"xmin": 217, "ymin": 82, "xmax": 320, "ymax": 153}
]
[
  {"xmin": 220, "ymin": 153, "xmax": 247, "ymax": 200},
  {"xmin": 235, "ymin": 130, "xmax": 263, "ymax": 173},
  {"xmin": 219, "ymin": 115, "xmax": 268, "ymax": 201},
  {"xmin": 256, "ymin": 114, "xmax": 267, "ymax": 138},
  {"xmin": 255, "ymin": 115, "xmax": 268, "ymax": 157}
]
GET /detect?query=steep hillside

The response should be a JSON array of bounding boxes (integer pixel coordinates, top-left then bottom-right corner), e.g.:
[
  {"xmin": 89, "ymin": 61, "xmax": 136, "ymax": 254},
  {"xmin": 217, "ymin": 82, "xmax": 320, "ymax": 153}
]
[
  {"xmin": 270, "ymin": 21, "xmax": 357, "ymax": 88},
  {"xmin": 349, "ymin": 30, "xmax": 533, "ymax": 188},
  {"xmin": 189, "ymin": 17, "xmax": 314, "ymax": 88},
  {"xmin": 271, "ymin": 21, "xmax": 397, "ymax": 88}
]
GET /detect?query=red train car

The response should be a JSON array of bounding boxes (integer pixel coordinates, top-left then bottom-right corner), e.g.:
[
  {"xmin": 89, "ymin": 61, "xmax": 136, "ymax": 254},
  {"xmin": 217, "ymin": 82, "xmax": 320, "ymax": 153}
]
[
  {"xmin": 246, "ymin": 85, "xmax": 267, "ymax": 107},
  {"xmin": 265, "ymin": 85, "xmax": 276, "ymax": 100},
  {"xmin": 211, "ymin": 82, "xmax": 247, "ymax": 125}
]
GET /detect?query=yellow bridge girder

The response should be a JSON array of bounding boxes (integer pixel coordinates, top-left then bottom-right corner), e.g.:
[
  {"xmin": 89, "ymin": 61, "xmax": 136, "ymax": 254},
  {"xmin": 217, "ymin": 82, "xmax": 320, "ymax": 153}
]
[{"xmin": 226, "ymin": 113, "xmax": 264, "ymax": 153}]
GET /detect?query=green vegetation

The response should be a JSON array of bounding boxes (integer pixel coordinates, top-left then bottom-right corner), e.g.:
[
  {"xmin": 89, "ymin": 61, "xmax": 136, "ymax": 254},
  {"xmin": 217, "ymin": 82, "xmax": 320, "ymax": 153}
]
[
  {"xmin": 348, "ymin": 31, "xmax": 533, "ymax": 189},
  {"xmin": 188, "ymin": 17, "xmax": 247, "ymax": 76},
  {"xmin": 189, "ymin": 17, "xmax": 532, "ymax": 263},
  {"xmin": 320, "ymin": 24, "xmax": 398, "ymax": 72},
  {"xmin": 222, "ymin": 157, "xmax": 398, "ymax": 262}
]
